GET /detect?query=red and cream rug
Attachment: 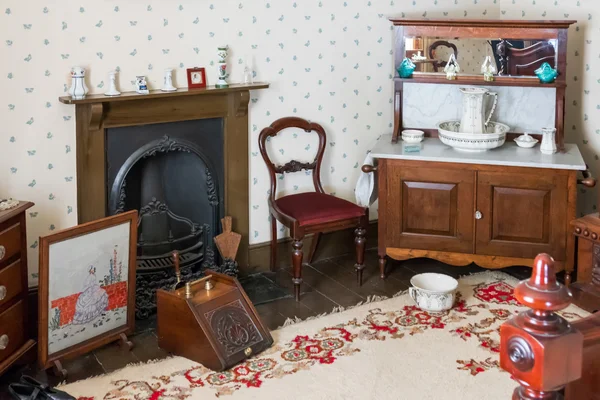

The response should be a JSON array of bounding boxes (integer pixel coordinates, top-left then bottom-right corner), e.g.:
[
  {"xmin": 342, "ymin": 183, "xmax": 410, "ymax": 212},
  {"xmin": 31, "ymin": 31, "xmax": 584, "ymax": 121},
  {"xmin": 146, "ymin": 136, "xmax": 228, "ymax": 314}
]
[{"xmin": 59, "ymin": 271, "xmax": 588, "ymax": 400}]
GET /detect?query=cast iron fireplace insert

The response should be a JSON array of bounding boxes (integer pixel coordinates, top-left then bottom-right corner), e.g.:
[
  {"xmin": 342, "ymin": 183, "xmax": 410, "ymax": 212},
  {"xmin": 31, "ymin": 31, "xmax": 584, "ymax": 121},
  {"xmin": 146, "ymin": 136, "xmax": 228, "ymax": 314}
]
[{"xmin": 106, "ymin": 119, "xmax": 225, "ymax": 318}]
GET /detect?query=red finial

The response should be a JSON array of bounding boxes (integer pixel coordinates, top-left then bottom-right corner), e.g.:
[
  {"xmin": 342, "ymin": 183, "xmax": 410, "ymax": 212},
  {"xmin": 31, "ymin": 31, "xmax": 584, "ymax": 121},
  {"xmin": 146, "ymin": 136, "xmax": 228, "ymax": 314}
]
[
  {"xmin": 514, "ymin": 253, "xmax": 572, "ymax": 313},
  {"xmin": 500, "ymin": 254, "xmax": 584, "ymax": 400}
]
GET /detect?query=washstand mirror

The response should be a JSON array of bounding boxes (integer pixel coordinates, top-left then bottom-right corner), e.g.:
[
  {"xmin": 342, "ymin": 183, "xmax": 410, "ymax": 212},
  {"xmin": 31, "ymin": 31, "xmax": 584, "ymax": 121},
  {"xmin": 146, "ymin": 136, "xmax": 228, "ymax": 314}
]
[{"xmin": 404, "ymin": 37, "xmax": 558, "ymax": 77}]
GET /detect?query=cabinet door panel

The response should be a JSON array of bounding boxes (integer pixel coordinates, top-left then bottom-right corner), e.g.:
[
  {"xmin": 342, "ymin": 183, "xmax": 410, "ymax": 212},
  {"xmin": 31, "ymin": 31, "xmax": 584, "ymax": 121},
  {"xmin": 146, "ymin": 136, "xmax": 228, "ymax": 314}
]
[
  {"xmin": 386, "ymin": 164, "xmax": 474, "ymax": 253},
  {"xmin": 476, "ymin": 171, "xmax": 567, "ymax": 260}
]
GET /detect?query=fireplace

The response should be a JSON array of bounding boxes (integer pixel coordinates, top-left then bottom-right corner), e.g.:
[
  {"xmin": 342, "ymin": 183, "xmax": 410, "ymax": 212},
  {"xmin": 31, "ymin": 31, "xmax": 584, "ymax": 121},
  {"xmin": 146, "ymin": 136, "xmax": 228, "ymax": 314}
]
[
  {"xmin": 106, "ymin": 119, "xmax": 225, "ymax": 318},
  {"xmin": 60, "ymin": 83, "xmax": 269, "ymax": 318}
]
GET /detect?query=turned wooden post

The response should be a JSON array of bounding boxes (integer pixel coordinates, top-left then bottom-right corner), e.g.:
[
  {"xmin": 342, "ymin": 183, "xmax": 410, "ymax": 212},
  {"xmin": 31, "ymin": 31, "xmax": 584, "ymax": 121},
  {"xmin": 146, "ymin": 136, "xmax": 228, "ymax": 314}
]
[{"xmin": 500, "ymin": 254, "xmax": 584, "ymax": 400}]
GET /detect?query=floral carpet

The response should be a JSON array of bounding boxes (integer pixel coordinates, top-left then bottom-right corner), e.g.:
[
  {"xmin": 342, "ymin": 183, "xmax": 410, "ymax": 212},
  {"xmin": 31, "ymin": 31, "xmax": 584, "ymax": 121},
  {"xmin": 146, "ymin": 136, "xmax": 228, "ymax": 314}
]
[{"xmin": 59, "ymin": 271, "xmax": 588, "ymax": 400}]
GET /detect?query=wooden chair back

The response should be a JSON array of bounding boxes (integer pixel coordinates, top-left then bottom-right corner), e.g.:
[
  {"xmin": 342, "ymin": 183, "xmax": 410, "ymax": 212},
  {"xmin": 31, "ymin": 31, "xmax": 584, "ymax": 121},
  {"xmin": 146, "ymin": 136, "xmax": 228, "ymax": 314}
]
[
  {"xmin": 496, "ymin": 39, "xmax": 556, "ymax": 76},
  {"xmin": 500, "ymin": 253, "xmax": 600, "ymax": 399},
  {"xmin": 258, "ymin": 117, "xmax": 326, "ymax": 202},
  {"xmin": 428, "ymin": 40, "xmax": 458, "ymax": 72}
]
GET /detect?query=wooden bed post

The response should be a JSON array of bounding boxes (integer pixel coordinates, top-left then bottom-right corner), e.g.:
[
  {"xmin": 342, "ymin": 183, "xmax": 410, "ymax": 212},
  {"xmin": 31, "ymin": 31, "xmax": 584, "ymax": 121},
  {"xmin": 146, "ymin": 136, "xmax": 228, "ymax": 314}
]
[{"xmin": 500, "ymin": 254, "xmax": 583, "ymax": 399}]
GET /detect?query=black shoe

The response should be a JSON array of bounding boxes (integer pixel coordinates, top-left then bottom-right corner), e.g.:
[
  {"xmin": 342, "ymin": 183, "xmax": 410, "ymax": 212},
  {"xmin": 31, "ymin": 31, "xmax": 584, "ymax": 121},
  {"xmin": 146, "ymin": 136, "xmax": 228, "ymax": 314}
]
[
  {"xmin": 8, "ymin": 383, "xmax": 42, "ymax": 400},
  {"xmin": 7, "ymin": 376, "xmax": 75, "ymax": 400}
]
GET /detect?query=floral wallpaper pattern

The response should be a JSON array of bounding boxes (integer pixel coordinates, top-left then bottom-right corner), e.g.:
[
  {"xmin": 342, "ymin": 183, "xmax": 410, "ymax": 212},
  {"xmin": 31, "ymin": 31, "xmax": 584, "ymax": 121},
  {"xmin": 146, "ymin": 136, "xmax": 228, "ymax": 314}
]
[{"xmin": 0, "ymin": 0, "xmax": 597, "ymax": 286}]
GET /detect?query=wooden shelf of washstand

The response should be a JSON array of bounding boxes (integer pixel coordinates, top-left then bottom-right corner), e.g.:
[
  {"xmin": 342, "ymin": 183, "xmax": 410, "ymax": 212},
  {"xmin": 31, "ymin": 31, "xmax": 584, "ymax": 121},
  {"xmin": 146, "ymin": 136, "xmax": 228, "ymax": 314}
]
[
  {"xmin": 58, "ymin": 82, "xmax": 269, "ymax": 105},
  {"xmin": 395, "ymin": 73, "xmax": 566, "ymax": 88}
]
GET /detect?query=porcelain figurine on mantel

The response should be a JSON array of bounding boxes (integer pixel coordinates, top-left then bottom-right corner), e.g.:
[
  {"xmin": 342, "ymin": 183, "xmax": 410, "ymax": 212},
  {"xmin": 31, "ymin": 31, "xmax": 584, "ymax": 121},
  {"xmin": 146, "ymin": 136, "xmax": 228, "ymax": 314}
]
[
  {"xmin": 68, "ymin": 66, "xmax": 89, "ymax": 100},
  {"xmin": 216, "ymin": 46, "xmax": 229, "ymax": 88},
  {"xmin": 481, "ymin": 56, "xmax": 496, "ymax": 82},
  {"xmin": 443, "ymin": 54, "xmax": 460, "ymax": 80},
  {"xmin": 162, "ymin": 68, "xmax": 177, "ymax": 92},
  {"xmin": 104, "ymin": 70, "xmax": 121, "ymax": 96},
  {"xmin": 135, "ymin": 75, "xmax": 149, "ymax": 94}
]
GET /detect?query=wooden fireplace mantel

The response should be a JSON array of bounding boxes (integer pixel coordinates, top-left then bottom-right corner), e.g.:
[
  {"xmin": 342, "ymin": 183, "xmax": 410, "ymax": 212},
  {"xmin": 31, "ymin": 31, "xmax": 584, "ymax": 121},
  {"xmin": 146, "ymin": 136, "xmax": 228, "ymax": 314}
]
[
  {"xmin": 60, "ymin": 82, "xmax": 269, "ymax": 268},
  {"xmin": 58, "ymin": 83, "xmax": 269, "ymax": 105}
]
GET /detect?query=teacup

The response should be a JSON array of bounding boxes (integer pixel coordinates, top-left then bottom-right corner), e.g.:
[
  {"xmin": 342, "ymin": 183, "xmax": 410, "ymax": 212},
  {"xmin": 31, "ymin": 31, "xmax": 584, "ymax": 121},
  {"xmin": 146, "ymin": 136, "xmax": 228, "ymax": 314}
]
[{"xmin": 409, "ymin": 273, "xmax": 458, "ymax": 312}]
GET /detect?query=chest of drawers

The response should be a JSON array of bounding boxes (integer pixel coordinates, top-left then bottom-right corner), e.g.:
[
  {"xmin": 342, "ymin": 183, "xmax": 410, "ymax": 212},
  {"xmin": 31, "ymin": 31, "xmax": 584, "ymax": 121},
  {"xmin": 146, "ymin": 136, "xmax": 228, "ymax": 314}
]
[{"xmin": 0, "ymin": 201, "xmax": 35, "ymax": 376}]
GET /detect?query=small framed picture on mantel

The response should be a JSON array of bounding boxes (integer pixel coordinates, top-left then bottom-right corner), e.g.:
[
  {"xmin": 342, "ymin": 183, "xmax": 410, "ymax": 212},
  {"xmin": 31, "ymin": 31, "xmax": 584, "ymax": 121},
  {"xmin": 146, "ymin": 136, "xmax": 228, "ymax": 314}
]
[{"xmin": 186, "ymin": 67, "xmax": 207, "ymax": 89}]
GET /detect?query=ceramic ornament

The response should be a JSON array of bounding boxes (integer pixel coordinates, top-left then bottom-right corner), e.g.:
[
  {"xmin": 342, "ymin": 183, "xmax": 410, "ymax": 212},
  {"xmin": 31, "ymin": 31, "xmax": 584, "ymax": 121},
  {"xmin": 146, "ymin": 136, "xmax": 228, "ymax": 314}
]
[
  {"xmin": 443, "ymin": 54, "xmax": 460, "ymax": 80},
  {"xmin": 481, "ymin": 55, "xmax": 497, "ymax": 82},
  {"xmin": 540, "ymin": 127, "xmax": 557, "ymax": 155},
  {"xmin": 242, "ymin": 55, "xmax": 253, "ymax": 85},
  {"xmin": 535, "ymin": 62, "xmax": 558, "ymax": 83},
  {"xmin": 216, "ymin": 46, "xmax": 229, "ymax": 88},
  {"xmin": 68, "ymin": 66, "xmax": 89, "ymax": 99},
  {"xmin": 104, "ymin": 70, "xmax": 121, "ymax": 96},
  {"xmin": 135, "ymin": 75, "xmax": 150, "ymax": 94},
  {"xmin": 162, "ymin": 68, "xmax": 177, "ymax": 92},
  {"xmin": 397, "ymin": 57, "xmax": 416, "ymax": 78}
]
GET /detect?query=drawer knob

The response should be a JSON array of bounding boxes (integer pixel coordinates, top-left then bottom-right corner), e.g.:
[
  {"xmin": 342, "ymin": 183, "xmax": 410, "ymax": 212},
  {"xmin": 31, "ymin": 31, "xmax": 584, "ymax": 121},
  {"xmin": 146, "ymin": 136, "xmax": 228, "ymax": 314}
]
[
  {"xmin": 0, "ymin": 285, "xmax": 6, "ymax": 301},
  {"xmin": 475, "ymin": 211, "xmax": 483, "ymax": 220},
  {"xmin": 575, "ymin": 227, "xmax": 582, "ymax": 234},
  {"xmin": 584, "ymin": 230, "xmax": 590, "ymax": 237},
  {"xmin": 0, "ymin": 334, "xmax": 8, "ymax": 350},
  {"xmin": 592, "ymin": 233, "xmax": 598, "ymax": 240},
  {"xmin": 0, "ymin": 245, "xmax": 5, "ymax": 261}
]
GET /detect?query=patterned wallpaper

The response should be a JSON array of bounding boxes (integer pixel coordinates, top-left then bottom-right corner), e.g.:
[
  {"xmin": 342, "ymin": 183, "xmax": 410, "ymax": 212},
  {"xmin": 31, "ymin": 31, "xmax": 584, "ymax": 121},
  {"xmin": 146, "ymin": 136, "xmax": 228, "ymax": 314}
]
[{"xmin": 0, "ymin": 0, "xmax": 597, "ymax": 285}]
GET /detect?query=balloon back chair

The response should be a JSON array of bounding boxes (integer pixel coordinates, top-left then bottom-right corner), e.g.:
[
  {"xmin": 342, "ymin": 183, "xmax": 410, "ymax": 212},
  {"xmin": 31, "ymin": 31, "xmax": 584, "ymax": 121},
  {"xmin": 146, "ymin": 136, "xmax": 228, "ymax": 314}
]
[{"xmin": 259, "ymin": 117, "xmax": 369, "ymax": 301}]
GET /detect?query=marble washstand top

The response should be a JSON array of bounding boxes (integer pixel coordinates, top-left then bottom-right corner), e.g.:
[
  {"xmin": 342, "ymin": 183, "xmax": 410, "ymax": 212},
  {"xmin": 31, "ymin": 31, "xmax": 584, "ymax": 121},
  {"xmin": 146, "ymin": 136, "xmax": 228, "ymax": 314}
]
[{"xmin": 370, "ymin": 134, "xmax": 586, "ymax": 171}]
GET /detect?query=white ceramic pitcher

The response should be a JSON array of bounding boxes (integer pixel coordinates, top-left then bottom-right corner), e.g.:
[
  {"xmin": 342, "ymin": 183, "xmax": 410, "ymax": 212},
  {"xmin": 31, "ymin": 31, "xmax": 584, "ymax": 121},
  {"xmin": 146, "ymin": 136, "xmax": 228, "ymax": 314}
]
[{"xmin": 459, "ymin": 87, "xmax": 498, "ymax": 134}]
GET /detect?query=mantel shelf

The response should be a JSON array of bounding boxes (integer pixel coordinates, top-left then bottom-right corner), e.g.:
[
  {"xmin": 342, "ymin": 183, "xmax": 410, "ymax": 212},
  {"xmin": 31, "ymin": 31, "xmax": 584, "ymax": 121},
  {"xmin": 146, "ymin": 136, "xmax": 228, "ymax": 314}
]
[
  {"xmin": 59, "ymin": 82, "xmax": 269, "ymax": 105},
  {"xmin": 395, "ymin": 74, "xmax": 565, "ymax": 88}
]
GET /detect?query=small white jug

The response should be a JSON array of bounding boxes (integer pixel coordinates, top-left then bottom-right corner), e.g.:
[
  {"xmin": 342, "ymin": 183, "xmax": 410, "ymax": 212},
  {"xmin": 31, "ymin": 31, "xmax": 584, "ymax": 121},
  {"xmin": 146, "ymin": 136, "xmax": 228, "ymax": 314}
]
[{"xmin": 540, "ymin": 127, "xmax": 557, "ymax": 155}]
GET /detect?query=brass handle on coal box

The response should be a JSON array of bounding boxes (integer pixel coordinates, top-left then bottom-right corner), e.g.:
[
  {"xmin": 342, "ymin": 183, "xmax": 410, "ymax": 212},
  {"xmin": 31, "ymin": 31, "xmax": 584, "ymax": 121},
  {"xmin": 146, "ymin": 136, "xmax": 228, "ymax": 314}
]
[
  {"xmin": 183, "ymin": 275, "xmax": 215, "ymax": 298},
  {"xmin": 577, "ymin": 166, "xmax": 596, "ymax": 188}
]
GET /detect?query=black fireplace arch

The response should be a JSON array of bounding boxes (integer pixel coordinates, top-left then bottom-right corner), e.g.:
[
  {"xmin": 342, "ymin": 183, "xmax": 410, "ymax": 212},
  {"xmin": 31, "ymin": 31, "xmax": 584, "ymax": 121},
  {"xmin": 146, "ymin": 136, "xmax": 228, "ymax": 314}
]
[{"xmin": 109, "ymin": 134, "xmax": 221, "ymax": 218}]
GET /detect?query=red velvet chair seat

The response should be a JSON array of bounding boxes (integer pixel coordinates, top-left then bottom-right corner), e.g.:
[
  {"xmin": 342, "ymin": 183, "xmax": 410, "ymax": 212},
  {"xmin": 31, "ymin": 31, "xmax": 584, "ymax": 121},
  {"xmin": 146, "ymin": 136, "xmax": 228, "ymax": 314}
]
[{"xmin": 276, "ymin": 192, "xmax": 365, "ymax": 226}]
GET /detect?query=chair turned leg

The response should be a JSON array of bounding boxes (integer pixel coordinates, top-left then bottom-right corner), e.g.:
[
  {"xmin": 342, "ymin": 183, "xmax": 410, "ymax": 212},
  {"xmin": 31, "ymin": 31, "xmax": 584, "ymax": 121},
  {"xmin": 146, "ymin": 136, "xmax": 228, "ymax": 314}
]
[
  {"xmin": 270, "ymin": 215, "xmax": 277, "ymax": 271},
  {"xmin": 292, "ymin": 239, "xmax": 304, "ymax": 301},
  {"xmin": 379, "ymin": 255, "xmax": 387, "ymax": 279},
  {"xmin": 354, "ymin": 227, "xmax": 367, "ymax": 286}
]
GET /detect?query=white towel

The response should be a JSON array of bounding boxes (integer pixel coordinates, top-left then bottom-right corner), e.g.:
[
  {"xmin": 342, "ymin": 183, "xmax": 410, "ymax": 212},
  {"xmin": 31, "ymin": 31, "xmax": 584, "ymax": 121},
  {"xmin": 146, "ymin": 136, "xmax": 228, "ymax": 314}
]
[{"xmin": 355, "ymin": 152, "xmax": 378, "ymax": 207}]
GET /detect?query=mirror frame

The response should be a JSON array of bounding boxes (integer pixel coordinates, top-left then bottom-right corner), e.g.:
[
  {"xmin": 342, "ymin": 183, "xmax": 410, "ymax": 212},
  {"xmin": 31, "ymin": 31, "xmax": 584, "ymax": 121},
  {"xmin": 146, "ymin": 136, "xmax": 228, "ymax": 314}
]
[{"xmin": 389, "ymin": 18, "xmax": 576, "ymax": 149}]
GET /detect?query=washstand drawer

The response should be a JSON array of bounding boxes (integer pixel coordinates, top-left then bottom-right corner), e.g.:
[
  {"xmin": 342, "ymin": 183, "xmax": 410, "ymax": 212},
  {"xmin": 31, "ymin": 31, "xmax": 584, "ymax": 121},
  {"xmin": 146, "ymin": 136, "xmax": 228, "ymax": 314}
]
[
  {"xmin": 0, "ymin": 300, "xmax": 25, "ymax": 364},
  {"xmin": 0, "ymin": 223, "xmax": 21, "ymax": 266},
  {"xmin": 0, "ymin": 260, "xmax": 22, "ymax": 309}
]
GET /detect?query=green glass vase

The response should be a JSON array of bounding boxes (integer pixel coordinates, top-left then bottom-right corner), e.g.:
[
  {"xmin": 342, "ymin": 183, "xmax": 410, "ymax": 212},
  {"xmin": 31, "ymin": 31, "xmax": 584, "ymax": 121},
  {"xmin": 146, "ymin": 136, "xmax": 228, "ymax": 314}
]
[
  {"xmin": 397, "ymin": 58, "xmax": 416, "ymax": 78},
  {"xmin": 534, "ymin": 62, "xmax": 558, "ymax": 83}
]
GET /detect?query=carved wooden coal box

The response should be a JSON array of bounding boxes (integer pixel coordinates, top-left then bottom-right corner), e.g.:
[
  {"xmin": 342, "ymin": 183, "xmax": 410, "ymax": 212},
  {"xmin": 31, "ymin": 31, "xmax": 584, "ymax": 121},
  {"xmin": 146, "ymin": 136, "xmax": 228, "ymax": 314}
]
[
  {"xmin": 571, "ymin": 213, "xmax": 600, "ymax": 313},
  {"xmin": 156, "ymin": 272, "xmax": 273, "ymax": 371}
]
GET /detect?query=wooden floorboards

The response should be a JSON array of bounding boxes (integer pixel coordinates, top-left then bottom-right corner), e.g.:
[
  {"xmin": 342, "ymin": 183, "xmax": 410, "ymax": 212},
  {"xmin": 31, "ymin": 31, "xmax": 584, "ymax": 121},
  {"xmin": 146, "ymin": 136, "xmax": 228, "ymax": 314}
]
[{"xmin": 0, "ymin": 250, "xmax": 532, "ymax": 397}]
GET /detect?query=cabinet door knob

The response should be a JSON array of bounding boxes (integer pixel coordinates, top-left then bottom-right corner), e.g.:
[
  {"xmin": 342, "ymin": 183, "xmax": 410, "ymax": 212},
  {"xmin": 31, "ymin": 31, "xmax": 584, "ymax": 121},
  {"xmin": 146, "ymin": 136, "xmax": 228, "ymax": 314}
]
[
  {"xmin": 0, "ymin": 245, "xmax": 5, "ymax": 261},
  {"xmin": 0, "ymin": 334, "xmax": 8, "ymax": 351},
  {"xmin": 475, "ymin": 211, "xmax": 483, "ymax": 220},
  {"xmin": 0, "ymin": 285, "xmax": 6, "ymax": 301}
]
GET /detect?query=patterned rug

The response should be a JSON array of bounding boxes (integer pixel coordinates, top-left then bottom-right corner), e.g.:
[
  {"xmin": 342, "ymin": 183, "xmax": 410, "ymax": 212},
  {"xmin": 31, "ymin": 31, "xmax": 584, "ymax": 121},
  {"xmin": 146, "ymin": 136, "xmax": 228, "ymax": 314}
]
[{"xmin": 59, "ymin": 271, "xmax": 588, "ymax": 400}]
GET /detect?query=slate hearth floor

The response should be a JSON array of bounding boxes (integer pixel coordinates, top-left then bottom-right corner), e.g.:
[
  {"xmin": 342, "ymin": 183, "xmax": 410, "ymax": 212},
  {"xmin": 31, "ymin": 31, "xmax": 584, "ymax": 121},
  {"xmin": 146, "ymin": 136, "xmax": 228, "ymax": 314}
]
[{"xmin": 0, "ymin": 250, "xmax": 533, "ymax": 399}]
